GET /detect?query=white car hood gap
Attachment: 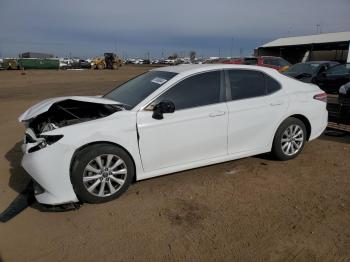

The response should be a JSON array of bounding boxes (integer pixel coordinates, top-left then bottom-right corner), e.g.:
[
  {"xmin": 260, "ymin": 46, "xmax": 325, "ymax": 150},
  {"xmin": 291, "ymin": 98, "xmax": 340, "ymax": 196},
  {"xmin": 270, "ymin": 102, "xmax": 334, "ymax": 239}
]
[{"xmin": 18, "ymin": 96, "xmax": 121, "ymax": 122}]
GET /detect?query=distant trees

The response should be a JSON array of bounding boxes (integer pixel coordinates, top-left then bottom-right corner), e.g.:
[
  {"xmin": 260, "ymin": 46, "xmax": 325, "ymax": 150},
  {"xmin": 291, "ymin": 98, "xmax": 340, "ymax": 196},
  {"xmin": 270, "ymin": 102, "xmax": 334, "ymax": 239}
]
[
  {"xmin": 190, "ymin": 51, "xmax": 196, "ymax": 63},
  {"xmin": 167, "ymin": 53, "xmax": 178, "ymax": 60}
]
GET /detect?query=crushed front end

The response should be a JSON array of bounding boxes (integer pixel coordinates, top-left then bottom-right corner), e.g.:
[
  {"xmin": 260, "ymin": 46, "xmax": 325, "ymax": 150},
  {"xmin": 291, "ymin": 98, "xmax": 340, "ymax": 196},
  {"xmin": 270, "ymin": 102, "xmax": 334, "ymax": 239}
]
[{"xmin": 19, "ymin": 98, "xmax": 122, "ymax": 205}]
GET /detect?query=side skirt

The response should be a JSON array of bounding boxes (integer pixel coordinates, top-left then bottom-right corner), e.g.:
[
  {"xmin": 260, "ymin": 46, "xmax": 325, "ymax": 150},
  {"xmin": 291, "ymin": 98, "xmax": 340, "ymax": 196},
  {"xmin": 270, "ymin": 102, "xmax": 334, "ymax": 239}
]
[{"xmin": 136, "ymin": 147, "xmax": 270, "ymax": 181}]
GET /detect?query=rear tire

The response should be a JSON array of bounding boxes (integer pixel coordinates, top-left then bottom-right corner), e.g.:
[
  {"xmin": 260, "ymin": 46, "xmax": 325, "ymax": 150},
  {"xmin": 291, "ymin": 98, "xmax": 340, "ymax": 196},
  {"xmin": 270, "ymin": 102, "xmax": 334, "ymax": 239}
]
[
  {"xmin": 271, "ymin": 117, "xmax": 307, "ymax": 161},
  {"xmin": 71, "ymin": 144, "xmax": 135, "ymax": 203}
]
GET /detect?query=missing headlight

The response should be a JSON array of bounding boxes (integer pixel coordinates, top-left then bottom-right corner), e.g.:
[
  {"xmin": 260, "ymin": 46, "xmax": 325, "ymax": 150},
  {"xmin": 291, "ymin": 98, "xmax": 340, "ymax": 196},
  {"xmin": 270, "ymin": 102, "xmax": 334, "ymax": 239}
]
[{"xmin": 28, "ymin": 135, "xmax": 63, "ymax": 153}]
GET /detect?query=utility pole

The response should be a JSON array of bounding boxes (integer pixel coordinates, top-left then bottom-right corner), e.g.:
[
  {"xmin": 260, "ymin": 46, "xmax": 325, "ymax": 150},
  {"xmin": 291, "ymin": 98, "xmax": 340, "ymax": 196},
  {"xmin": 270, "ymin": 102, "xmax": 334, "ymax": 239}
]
[
  {"xmin": 230, "ymin": 38, "xmax": 234, "ymax": 58},
  {"xmin": 316, "ymin": 24, "xmax": 321, "ymax": 34},
  {"xmin": 114, "ymin": 41, "xmax": 118, "ymax": 54}
]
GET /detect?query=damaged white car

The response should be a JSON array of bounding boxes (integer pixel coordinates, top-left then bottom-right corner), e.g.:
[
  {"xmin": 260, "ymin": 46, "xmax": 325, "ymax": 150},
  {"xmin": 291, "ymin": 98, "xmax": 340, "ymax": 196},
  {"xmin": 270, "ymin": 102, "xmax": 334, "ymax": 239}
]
[{"xmin": 19, "ymin": 64, "xmax": 328, "ymax": 205}]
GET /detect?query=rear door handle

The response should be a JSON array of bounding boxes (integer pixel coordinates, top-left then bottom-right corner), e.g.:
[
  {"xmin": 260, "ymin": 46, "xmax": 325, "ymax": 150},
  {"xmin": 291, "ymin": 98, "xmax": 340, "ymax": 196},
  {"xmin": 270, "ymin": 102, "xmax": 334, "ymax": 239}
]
[
  {"xmin": 209, "ymin": 111, "xmax": 226, "ymax": 117},
  {"xmin": 270, "ymin": 101, "xmax": 284, "ymax": 106}
]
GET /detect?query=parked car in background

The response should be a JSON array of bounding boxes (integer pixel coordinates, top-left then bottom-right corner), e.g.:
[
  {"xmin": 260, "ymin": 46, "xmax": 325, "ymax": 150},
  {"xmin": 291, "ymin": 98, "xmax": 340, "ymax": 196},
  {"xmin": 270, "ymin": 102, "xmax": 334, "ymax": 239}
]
[
  {"xmin": 314, "ymin": 63, "xmax": 350, "ymax": 93},
  {"xmin": 327, "ymin": 82, "xmax": 350, "ymax": 124},
  {"xmin": 284, "ymin": 61, "xmax": 339, "ymax": 83},
  {"xmin": 257, "ymin": 56, "xmax": 291, "ymax": 72},
  {"xmin": 59, "ymin": 61, "xmax": 70, "ymax": 70},
  {"xmin": 78, "ymin": 59, "xmax": 92, "ymax": 69},
  {"xmin": 19, "ymin": 64, "xmax": 327, "ymax": 206},
  {"xmin": 223, "ymin": 56, "xmax": 291, "ymax": 72}
]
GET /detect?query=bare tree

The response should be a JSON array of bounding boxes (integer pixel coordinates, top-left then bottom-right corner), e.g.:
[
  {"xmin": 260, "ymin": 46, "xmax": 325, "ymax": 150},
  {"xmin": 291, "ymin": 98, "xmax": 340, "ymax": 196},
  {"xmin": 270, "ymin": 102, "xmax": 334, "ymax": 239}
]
[
  {"xmin": 190, "ymin": 51, "xmax": 196, "ymax": 63},
  {"xmin": 168, "ymin": 53, "xmax": 178, "ymax": 60}
]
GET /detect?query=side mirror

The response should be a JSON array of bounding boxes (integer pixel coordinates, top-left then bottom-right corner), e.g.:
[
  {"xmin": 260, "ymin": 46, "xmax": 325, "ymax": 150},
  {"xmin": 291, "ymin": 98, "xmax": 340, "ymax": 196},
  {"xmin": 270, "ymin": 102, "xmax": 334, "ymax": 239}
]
[{"xmin": 152, "ymin": 100, "xmax": 175, "ymax": 120}]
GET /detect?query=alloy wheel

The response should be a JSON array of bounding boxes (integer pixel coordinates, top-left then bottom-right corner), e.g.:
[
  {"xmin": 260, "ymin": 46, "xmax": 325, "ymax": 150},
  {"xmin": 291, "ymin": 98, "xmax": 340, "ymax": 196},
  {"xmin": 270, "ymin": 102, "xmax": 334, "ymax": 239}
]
[
  {"xmin": 280, "ymin": 124, "xmax": 304, "ymax": 156},
  {"xmin": 82, "ymin": 154, "xmax": 127, "ymax": 197}
]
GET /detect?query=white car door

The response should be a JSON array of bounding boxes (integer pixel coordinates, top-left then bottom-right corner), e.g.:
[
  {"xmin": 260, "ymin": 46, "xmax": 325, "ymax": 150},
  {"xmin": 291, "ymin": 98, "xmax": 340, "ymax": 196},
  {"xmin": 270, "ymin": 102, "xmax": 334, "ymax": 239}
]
[
  {"xmin": 225, "ymin": 69, "xmax": 288, "ymax": 154},
  {"xmin": 137, "ymin": 70, "xmax": 228, "ymax": 172}
]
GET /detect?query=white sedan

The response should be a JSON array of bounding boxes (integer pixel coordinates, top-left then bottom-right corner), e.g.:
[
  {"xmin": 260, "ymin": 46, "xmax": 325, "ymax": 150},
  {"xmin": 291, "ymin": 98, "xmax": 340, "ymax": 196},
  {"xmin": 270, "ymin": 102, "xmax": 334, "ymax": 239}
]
[{"xmin": 19, "ymin": 64, "xmax": 328, "ymax": 205}]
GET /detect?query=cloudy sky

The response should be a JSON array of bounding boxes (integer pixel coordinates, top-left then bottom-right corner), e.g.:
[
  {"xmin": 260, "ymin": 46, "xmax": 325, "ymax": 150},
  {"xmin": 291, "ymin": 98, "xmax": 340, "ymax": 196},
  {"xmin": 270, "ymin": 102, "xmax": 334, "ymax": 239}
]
[{"xmin": 0, "ymin": 0, "xmax": 349, "ymax": 58}]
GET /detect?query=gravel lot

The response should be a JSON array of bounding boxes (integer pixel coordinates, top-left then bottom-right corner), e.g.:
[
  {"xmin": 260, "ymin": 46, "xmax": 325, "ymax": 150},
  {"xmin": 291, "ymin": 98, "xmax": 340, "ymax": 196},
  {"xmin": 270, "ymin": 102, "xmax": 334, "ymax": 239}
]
[{"xmin": 0, "ymin": 66, "xmax": 349, "ymax": 262}]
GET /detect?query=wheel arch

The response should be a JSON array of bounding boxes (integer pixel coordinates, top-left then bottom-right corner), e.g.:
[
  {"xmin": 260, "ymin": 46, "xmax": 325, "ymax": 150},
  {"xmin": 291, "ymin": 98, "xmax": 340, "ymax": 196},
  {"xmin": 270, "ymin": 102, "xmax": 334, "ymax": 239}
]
[
  {"xmin": 288, "ymin": 114, "xmax": 312, "ymax": 141},
  {"xmin": 69, "ymin": 141, "xmax": 137, "ymax": 182}
]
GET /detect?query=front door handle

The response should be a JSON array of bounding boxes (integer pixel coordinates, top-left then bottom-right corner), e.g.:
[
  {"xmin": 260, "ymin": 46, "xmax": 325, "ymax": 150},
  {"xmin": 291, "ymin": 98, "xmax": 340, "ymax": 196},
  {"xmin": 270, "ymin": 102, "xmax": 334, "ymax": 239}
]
[{"xmin": 209, "ymin": 111, "xmax": 226, "ymax": 117}]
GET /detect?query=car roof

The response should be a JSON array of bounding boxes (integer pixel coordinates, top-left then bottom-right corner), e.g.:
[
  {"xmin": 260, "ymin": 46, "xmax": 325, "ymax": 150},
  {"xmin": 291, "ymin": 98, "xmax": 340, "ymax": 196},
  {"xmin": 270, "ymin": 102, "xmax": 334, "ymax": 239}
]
[{"xmin": 152, "ymin": 64, "xmax": 278, "ymax": 75}]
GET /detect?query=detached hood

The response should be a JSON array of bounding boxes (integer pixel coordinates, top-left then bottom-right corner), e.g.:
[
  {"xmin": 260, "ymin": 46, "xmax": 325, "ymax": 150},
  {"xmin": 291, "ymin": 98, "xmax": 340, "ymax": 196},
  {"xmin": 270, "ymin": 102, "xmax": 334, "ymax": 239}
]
[{"xmin": 19, "ymin": 96, "xmax": 120, "ymax": 122}]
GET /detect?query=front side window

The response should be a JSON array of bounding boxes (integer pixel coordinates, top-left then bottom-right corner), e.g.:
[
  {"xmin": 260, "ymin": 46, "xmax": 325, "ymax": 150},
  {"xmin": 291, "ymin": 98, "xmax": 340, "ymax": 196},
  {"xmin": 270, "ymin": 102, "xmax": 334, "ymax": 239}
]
[
  {"xmin": 154, "ymin": 71, "xmax": 221, "ymax": 110},
  {"xmin": 228, "ymin": 70, "xmax": 266, "ymax": 100},
  {"xmin": 104, "ymin": 71, "xmax": 177, "ymax": 109}
]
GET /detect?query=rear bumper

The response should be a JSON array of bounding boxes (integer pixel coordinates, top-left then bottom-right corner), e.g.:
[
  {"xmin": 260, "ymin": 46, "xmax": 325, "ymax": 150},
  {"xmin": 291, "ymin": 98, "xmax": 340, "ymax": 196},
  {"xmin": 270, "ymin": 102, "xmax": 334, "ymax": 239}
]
[
  {"xmin": 21, "ymin": 141, "xmax": 79, "ymax": 205},
  {"xmin": 309, "ymin": 109, "xmax": 328, "ymax": 141}
]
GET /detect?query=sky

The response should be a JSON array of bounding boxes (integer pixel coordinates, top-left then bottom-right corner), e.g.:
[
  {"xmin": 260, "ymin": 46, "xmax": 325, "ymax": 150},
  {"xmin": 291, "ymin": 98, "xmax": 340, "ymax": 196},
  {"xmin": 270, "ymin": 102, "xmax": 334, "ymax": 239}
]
[{"xmin": 0, "ymin": 0, "xmax": 349, "ymax": 59}]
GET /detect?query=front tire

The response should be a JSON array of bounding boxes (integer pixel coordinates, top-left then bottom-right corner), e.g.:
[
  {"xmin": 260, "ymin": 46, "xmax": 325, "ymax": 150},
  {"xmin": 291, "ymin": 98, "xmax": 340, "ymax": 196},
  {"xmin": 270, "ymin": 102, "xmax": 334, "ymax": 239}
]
[
  {"xmin": 71, "ymin": 144, "xmax": 135, "ymax": 203},
  {"xmin": 271, "ymin": 117, "xmax": 307, "ymax": 161}
]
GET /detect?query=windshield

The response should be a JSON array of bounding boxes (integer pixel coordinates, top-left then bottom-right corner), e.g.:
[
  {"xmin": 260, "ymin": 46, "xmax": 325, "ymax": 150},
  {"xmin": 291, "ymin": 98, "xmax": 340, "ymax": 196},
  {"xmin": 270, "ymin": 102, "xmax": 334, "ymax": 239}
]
[
  {"xmin": 287, "ymin": 63, "xmax": 320, "ymax": 74},
  {"xmin": 326, "ymin": 63, "xmax": 350, "ymax": 75},
  {"xmin": 104, "ymin": 71, "xmax": 178, "ymax": 109}
]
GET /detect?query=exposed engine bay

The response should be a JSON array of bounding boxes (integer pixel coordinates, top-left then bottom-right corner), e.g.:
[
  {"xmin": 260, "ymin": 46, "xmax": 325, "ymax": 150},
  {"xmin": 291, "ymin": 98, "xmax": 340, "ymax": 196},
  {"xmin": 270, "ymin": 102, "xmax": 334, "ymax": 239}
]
[{"xmin": 26, "ymin": 99, "xmax": 122, "ymax": 135}]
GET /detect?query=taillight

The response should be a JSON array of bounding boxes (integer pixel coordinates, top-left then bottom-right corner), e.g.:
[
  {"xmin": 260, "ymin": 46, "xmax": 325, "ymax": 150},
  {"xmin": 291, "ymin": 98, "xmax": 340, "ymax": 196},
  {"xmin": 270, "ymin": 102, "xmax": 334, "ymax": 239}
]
[{"xmin": 313, "ymin": 92, "xmax": 327, "ymax": 102}]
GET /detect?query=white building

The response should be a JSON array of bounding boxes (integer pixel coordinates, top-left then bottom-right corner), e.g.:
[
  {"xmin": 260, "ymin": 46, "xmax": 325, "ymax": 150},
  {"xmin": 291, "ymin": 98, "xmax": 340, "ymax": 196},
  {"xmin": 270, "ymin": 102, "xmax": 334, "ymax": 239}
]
[{"xmin": 256, "ymin": 31, "xmax": 350, "ymax": 64}]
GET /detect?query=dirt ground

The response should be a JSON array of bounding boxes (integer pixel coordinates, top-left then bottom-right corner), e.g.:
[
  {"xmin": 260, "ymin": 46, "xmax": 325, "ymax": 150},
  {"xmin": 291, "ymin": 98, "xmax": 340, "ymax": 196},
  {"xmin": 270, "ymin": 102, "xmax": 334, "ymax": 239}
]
[{"xmin": 0, "ymin": 66, "xmax": 350, "ymax": 262}]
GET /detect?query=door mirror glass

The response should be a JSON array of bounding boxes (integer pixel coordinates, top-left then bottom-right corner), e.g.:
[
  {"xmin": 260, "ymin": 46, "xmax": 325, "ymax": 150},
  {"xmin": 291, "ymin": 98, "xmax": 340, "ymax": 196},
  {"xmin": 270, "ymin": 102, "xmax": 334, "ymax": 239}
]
[{"xmin": 152, "ymin": 100, "xmax": 175, "ymax": 120}]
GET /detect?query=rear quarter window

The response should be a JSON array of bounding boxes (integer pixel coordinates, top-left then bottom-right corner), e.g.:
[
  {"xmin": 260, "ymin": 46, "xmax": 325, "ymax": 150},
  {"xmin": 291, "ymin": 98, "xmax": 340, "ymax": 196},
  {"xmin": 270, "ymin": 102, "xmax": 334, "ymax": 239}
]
[
  {"xmin": 265, "ymin": 75, "xmax": 281, "ymax": 94},
  {"xmin": 228, "ymin": 70, "xmax": 266, "ymax": 100}
]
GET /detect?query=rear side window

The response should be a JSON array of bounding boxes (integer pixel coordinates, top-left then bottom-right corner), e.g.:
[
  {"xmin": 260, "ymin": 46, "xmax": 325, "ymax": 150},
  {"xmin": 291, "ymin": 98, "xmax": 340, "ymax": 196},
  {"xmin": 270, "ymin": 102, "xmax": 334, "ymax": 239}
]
[
  {"xmin": 155, "ymin": 71, "xmax": 221, "ymax": 110},
  {"xmin": 227, "ymin": 70, "xmax": 281, "ymax": 101},
  {"xmin": 263, "ymin": 58, "xmax": 272, "ymax": 65},
  {"xmin": 268, "ymin": 58, "xmax": 280, "ymax": 66},
  {"xmin": 228, "ymin": 70, "xmax": 266, "ymax": 100},
  {"xmin": 278, "ymin": 58, "xmax": 290, "ymax": 67},
  {"xmin": 265, "ymin": 74, "xmax": 281, "ymax": 94}
]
